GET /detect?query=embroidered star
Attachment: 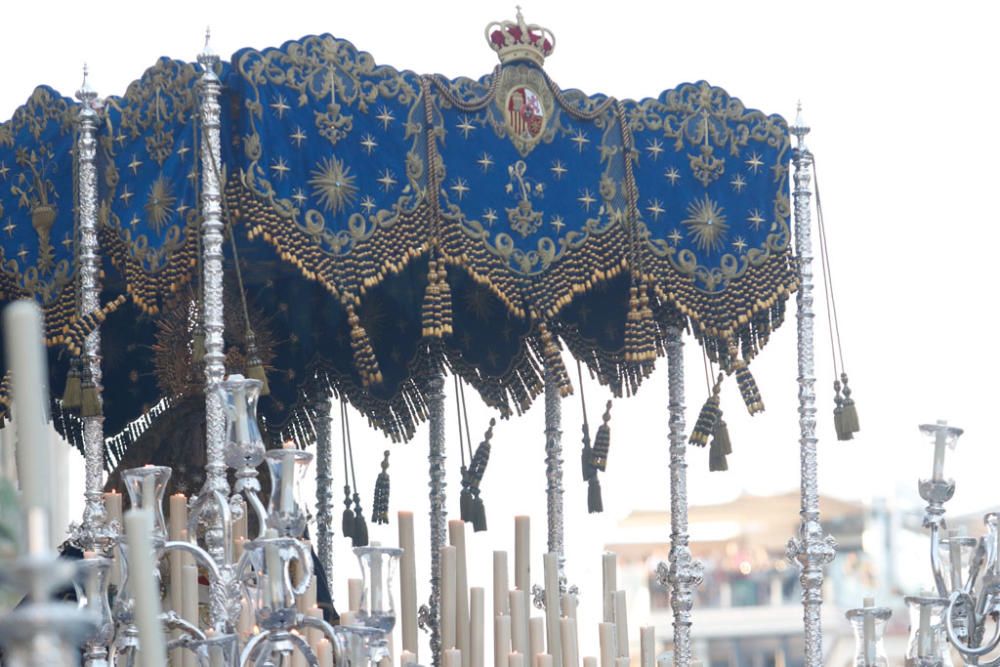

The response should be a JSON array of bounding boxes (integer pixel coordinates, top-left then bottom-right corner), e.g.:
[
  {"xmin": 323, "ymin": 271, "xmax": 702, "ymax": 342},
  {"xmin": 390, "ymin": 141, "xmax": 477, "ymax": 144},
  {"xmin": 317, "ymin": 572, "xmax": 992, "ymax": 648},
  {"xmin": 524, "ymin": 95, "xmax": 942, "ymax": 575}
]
[
  {"xmin": 646, "ymin": 198, "xmax": 665, "ymax": 220},
  {"xmin": 747, "ymin": 209, "xmax": 766, "ymax": 230},
  {"xmin": 270, "ymin": 157, "xmax": 290, "ymax": 179},
  {"xmin": 477, "ymin": 153, "xmax": 494, "ymax": 172},
  {"xmin": 360, "ymin": 133, "xmax": 377, "ymax": 155},
  {"xmin": 290, "ymin": 126, "xmax": 308, "ymax": 147},
  {"xmin": 114, "ymin": 131, "xmax": 128, "ymax": 147},
  {"xmin": 570, "ymin": 130, "xmax": 590, "ymax": 152},
  {"xmin": 376, "ymin": 105, "xmax": 395, "ymax": 130},
  {"xmin": 128, "ymin": 154, "xmax": 143, "ymax": 175},
  {"xmin": 270, "ymin": 95, "xmax": 290, "ymax": 118},
  {"xmin": 550, "ymin": 160, "xmax": 567, "ymax": 179},
  {"xmin": 16, "ymin": 245, "xmax": 27, "ymax": 261},
  {"xmin": 483, "ymin": 208, "xmax": 498, "ymax": 226},
  {"xmin": 668, "ymin": 229, "xmax": 682, "ymax": 245},
  {"xmin": 457, "ymin": 115, "xmax": 476, "ymax": 139},
  {"xmin": 664, "ymin": 167, "xmax": 681, "ymax": 185},
  {"xmin": 730, "ymin": 174, "xmax": 747, "ymax": 193},
  {"xmin": 0, "ymin": 162, "xmax": 8, "ymax": 179},
  {"xmin": 732, "ymin": 236, "xmax": 748, "ymax": 252},
  {"xmin": 176, "ymin": 141, "xmax": 190, "ymax": 158},
  {"xmin": 61, "ymin": 234, "xmax": 73, "ymax": 249},
  {"xmin": 746, "ymin": 152, "xmax": 764, "ymax": 173},
  {"xmin": 646, "ymin": 138, "xmax": 664, "ymax": 159},
  {"xmin": 119, "ymin": 185, "xmax": 135, "ymax": 205},
  {"xmin": 129, "ymin": 214, "xmax": 141, "ymax": 227},
  {"xmin": 361, "ymin": 195, "xmax": 377, "ymax": 214},
  {"xmin": 4, "ymin": 220, "xmax": 15, "ymax": 237},
  {"xmin": 187, "ymin": 169, "xmax": 197, "ymax": 182},
  {"xmin": 550, "ymin": 215, "xmax": 566, "ymax": 232},
  {"xmin": 291, "ymin": 188, "xmax": 307, "ymax": 206},
  {"xmin": 377, "ymin": 169, "xmax": 397, "ymax": 192},
  {"xmin": 450, "ymin": 177, "xmax": 470, "ymax": 200},
  {"xmin": 578, "ymin": 189, "xmax": 596, "ymax": 211},
  {"xmin": 176, "ymin": 202, "xmax": 189, "ymax": 216}
]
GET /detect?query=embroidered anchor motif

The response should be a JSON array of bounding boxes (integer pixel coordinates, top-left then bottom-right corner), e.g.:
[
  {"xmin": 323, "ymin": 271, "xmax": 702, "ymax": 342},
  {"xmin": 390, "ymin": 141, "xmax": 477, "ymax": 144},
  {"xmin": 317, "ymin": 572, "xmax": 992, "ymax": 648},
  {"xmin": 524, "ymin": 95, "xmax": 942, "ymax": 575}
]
[{"xmin": 504, "ymin": 160, "xmax": 544, "ymax": 238}]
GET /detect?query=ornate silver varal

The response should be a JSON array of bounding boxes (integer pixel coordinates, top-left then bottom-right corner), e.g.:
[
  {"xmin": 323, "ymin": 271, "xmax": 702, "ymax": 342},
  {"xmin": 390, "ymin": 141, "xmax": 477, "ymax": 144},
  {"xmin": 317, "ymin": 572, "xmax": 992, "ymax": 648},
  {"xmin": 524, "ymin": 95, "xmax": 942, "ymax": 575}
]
[
  {"xmin": 70, "ymin": 66, "xmax": 117, "ymax": 557},
  {"xmin": 194, "ymin": 30, "xmax": 231, "ymax": 565},
  {"xmin": 784, "ymin": 105, "xmax": 836, "ymax": 667},
  {"xmin": 426, "ymin": 372, "xmax": 447, "ymax": 667},
  {"xmin": 543, "ymin": 368, "xmax": 565, "ymax": 584},
  {"xmin": 314, "ymin": 390, "xmax": 335, "ymax": 589},
  {"xmin": 662, "ymin": 326, "xmax": 702, "ymax": 667}
]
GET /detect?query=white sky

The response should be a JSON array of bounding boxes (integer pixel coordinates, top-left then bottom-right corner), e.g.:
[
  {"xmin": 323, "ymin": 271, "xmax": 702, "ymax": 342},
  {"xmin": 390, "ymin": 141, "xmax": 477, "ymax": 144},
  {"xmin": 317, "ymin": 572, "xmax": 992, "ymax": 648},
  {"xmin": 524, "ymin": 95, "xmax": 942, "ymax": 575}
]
[{"xmin": 4, "ymin": 0, "xmax": 1000, "ymax": 656}]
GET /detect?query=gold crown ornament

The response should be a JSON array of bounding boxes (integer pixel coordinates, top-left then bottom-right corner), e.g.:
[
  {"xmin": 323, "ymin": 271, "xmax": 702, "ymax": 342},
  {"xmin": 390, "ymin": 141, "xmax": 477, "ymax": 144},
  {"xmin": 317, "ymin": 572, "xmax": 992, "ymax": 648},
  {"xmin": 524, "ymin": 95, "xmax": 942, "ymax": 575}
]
[{"xmin": 485, "ymin": 7, "xmax": 556, "ymax": 67}]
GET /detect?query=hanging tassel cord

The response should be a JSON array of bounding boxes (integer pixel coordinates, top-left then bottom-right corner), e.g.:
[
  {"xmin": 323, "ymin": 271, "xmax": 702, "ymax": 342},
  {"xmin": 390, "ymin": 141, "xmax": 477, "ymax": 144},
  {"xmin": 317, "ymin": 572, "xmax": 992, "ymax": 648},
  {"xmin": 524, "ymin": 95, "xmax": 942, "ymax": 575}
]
[
  {"xmin": 455, "ymin": 374, "xmax": 472, "ymax": 522},
  {"xmin": 814, "ymin": 158, "xmax": 858, "ymax": 439},
  {"xmin": 342, "ymin": 397, "xmax": 368, "ymax": 546},
  {"xmin": 577, "ymin": 360, "xmax": 603, "ymax": 514},
  {"xmin": 468, "ymin": 416, "xmax": 494, "ymax": 532},
  {"xmin": 371, "ymin": 450, "xmax": 391, "ymax": 525},
  {"xmin": 340, "ymin": 398, "xmax": 355, "ymax": 541}
]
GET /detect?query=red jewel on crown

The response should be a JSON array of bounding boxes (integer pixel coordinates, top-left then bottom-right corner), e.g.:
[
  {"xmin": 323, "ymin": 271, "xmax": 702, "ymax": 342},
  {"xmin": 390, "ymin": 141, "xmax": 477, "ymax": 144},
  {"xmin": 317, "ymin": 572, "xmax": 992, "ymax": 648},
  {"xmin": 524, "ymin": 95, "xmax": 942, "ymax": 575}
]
[{"xmin": 485, "ymin": 7, "xmax": 556, "ymax": 67}]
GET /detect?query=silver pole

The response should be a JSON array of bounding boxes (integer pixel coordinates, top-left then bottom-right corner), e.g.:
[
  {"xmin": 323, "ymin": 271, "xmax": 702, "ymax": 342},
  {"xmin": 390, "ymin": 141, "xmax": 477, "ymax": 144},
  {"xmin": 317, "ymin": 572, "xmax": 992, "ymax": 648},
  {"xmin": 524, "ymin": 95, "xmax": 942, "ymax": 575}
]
[
  {"xmin": 314, "ymin": 389, "xmax": 334, "ymax": 588},
  {"xmin": 785, "ymin": 104, "xmax": 836, "ymax": 667},
  {"xmin": 196, "ymin": 29, "xmax": 230, "ymax": 564},
  {"xmin": 427, "ymin": 372, "xmax": 446, "ymax": 667},
  {"xmin": 543, "ymin": 368, "xmax": 565, "ymax": 584},
  {"xmin": 663, "ymin": 326, "xmax": 701, "ymax": 667},
  {"xmin": 73, "ymin": 66, "xmax": 114, "ymax": 556}
]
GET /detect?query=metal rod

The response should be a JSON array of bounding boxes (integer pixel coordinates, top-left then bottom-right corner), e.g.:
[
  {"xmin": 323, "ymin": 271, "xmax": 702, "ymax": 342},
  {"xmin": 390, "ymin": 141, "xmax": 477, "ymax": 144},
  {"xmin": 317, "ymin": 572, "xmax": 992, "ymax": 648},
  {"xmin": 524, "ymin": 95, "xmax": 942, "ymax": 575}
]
[
  {"xmin": 785, "ymin": 104, "xmax": 836, "ymax": 667},
  {"xmin": 663, "ymin": 326, "xmax": 701, "ymax": 667},
  {"xmin": 195, "ymin": 30, "xmax": 230, "ymax": 565},
  {"xmin": 543, "ymin": 367, "xmax": 565, "ymax": 585},
  {"xmin": 314, "ymin": 388, "xmax": 334, "ymax": 588},
  {"xmin": 427, "ymin": 371, "xmax": 446, "ymax": 667}
]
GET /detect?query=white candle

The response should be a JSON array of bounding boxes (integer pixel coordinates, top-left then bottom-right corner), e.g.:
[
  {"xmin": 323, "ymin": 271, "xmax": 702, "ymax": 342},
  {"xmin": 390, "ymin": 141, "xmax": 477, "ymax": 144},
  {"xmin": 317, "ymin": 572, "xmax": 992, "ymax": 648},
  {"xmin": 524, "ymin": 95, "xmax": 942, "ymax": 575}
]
[
  {"xmin": 584, "ymin": 658, "xmax": 598, "ymax": 667},
  {"xmin": 494, "ymin": 615, "xmax": 511, "ymax": 667},
  {"xmin": 529, "ymin": 617, "xmax": 545, "ymax": 665},
  {"xmin": 371, "ymin": 540, "xmax": 384, "ymax": 614},
  {"xmin": 508, "ymin": 652, "xmax": 524, "ymax": 667},
  {"xmin": 471, "ymin": 587, "xmax": 485, "ymax": 667},
  {"xmin": 560, "ymin": 594, "xmax": 576, "ymax": 620},
  {"xmin": 655, "ymin": 657, "xmax": 669, "ymax": 667},
  {"xmin": 182, "ymin": 562, "xmax": 199, "ymax": 667},
  {"xmin": 50, "ymin": 425, "xmax": 67, "ymax": 549},
  {"xmin": 542, "ymin": 554, "xmax": 562, "ymax": 667},
  {"xmin": 233, "ymin": 380, "xmax": 251, "ymax": 444},
  {"xmin": 601, "ymin": 554, "xmax": 617, "ymax": 623},
  {"xmin": 4, "ymin": 301, "xmax": 51, "ymax": 554},
  {"xmin": 348, "ymin": 577, "xmax": 364, "ymax": 612},
  {"xmin": 317, "ymin": 638, "xmax": 335, "ymax": 667},
  {"xmin": 265, "ymin": 529, "xmax": 284, "ymax": 607},
  {"xmin": 0, "ymin": 423, "xmax": 16, "ymax": 483},
  {"xmin": 862, "ymin": 597, "xmax": 875, "ymax": 666},
  {"xmin": 399, "ymin": 511, "xmax": 419, "ymax": 657},
  {"xmin": 612, "ymin": 591, "xmax": 628, "ymax": 657},
  {"xmin": 514, "ymin": 516, "xmax": 530, "ymax": 595},
  {"xmin": 535, "ymin": 654, "xmax": 553, "ymax": 667},
  {"xmin": 451, "ymin": 521, "xmax": 471, "ymax": 667},
  {"xmin": 281, "ymin": 444, "xmax": 296, "ymax": 514},
  {"xmin": 401, "ymin": 650, "xmax": 417, "ymax": 667},
  {"xmin": 141, "ymin": 470, "xmax": 156, "ymax": 512},
  {"xmin": 917, "ymin": 592, "xmax": 932, "ymax": 658},
  {"xmin": 510, "ymin": 590, "xmax": 529, "ymax": 658},
  {"xmin": 237, "ymin": 582, "xmax": 254, "ymax": 637},
  {"xmin": 614, "ymin": 658, "xmax": 628, "ymax": 667},
  {"xmin": 169, "ymin": 493, "xmax": 188, "ymax": 613},
  {"xmin": 446, "ymin": 649, "xmax": 463, "ymax": 667},
  {"xmin": 493, "ymin": 551, "xmax": 510, "ymax": 616},
  {"xmin": 124, "ymin": 509, "xmax": 167, "ymax": 667},
  {"xmin": 105, "ymin": 490, "xmax": 123, "ymax": 524},
  {"xmin": 639, "ymin": 627, "xmax": 654, "ymax": 667},
  {"xmin": 560, "ymin": 617, "xmax": 579, "ymax": 667},
  {"xmin": 291, "ymin": 630, "xmax": 308, "ymax": 667},
  {"xmin": 442, "ymin": 545, "xmax": 458, "ymax": 650},
  {"xmin": 598, "ymin": 623, "xmax": 616, "ymax": 667},
  {"xmin": 341, "ymin": 611, "xmax": 356, "ymax": 627},
  {"xmin": 208, "ymin": 638, "xmax": 225, "ymax": 667},
  {"xmin": 306, "ymin": 606, "xmax": 324, "ymax": 654}
]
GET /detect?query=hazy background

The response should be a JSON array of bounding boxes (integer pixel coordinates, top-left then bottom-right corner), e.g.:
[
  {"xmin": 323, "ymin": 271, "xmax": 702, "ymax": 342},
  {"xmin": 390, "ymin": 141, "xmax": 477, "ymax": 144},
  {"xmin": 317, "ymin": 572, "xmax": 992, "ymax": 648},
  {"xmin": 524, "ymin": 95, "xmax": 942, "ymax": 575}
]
[{"xmin": 2, "ymin": 0, "xmax": 998, "ymax": 659}]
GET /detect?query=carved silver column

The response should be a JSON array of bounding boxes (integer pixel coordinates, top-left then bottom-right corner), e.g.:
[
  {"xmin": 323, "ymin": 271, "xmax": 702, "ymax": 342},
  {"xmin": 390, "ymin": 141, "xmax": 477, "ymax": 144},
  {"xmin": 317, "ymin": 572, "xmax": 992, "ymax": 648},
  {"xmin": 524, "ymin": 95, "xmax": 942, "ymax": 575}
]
[
  {"xmin": 195, "ymin": 30, "xmax": 230, "ymax": 564},
  {"xmin": 658, "ymin": 326, "xmax": 702, "ymax": 667},
  {"xmin": 784, "ymin": 105, "xmax": 836, "ymax": 667},
  {"xmin": 71, "ymin": 66, "xmax": 115, "ymax": 558},
  {"xmin": 314, "ymin": 389, "xmax": 334, "ymax": 587},
  {"xmin": 427, "ymin": 372, "xmax": 446, "ymax": 667},
  {"xmin": 543, "ymin": 368, "xmax": 565, "ymax": 583}
]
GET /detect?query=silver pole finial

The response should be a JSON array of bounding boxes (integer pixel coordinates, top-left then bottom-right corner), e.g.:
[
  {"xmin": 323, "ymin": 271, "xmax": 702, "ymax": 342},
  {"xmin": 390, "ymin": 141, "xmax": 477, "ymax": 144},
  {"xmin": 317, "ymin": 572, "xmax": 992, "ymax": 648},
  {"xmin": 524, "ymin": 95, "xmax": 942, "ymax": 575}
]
[
  {"xmin": 76, "ymin": 62, "xmax": 98, "ymax": 109},
  {"xmin": 791, "ymin": 100, "xmax": 810, "ymax": 148}
]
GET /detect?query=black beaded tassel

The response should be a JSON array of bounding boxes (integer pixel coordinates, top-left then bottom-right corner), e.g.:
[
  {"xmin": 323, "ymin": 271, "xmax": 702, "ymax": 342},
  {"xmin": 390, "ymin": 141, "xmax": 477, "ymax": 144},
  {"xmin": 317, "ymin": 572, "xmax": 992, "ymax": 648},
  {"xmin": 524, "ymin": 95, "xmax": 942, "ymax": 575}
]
[
  {"xmin": 371, "ymin": 450, "xmax": 390, "ymax": 525},
  {"xmin": 840, "ymin": 372, "xmax": 859, "ymax": 436},
  {"xmin": 459, "ymin": 465, "xmax": 473, "ymax": 523},
  {"xmin": 709, "ymin": 418, "xmax": 732, "ymax": 472},
  {"xmin": 587, "ymin": 475, "xmax": 604, "ymax": 514},
  {"xmin": 689, "ymin": 374, "xmax": 723, "ymax": 447},
  {"xmin": 342, "ymin": 484, "xmax": 355, "ymax": 540},
  {"xmin": 62, "ymin": 358, "xmax": 82, "ymax": 409},
  {"xmin": 352, "ymin": 492, "xmax": 369, "ymax": 547},
  {"xmin": 468, "ymin": 418, "xmax": 494, "ymax": 532},
  {"xmin": 833, "ymin": 378, "xmax": 849, "ymax": 441},
  {"xmin": 590, "ymin": 401, "xmax": 613, "ymax": 472}
]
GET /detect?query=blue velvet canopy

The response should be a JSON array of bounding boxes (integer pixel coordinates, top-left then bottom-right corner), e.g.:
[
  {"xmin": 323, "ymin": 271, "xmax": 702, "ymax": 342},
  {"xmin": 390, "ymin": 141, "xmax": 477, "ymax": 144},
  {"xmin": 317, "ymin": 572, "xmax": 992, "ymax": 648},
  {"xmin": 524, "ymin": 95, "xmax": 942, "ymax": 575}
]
[{"xmin": 0, "ymin": 17, "xmax": 795, "ymax": 455}]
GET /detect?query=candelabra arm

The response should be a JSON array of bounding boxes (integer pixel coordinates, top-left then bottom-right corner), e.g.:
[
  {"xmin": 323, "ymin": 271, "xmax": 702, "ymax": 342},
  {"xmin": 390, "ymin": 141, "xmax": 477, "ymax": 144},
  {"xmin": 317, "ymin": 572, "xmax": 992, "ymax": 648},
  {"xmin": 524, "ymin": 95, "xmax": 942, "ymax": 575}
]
[
  {"xmin": 163, "ymin": 539, "xmax": 222, "ymax": 584},
  {"xmin": 187, "ymin": 489, "xmax": 234, "ymax": 563},
  {"xmin": 161, "ymin": 610, "xmax": 207, "ymax": 643},
  {"xmin": 299, "ymin": 612, "xmax": 339, "ymax": 646},
  {"xmin": 243, "ymin": 487, "xmax": 268, "ymax": 538},
  {"xmin": 286, "ymin": 538, "xmax": 314, "ymax": 597},
  {"xmin": 928, "ymin": 521, "xmax": 950, "ymax": 599},
  {"xmin": 239, "ymin": 630, "xmax": 271, "ymax": 666},
  {"xmin": 944, "ymin": 590, "xmax": 1000, "ymax": 659}
]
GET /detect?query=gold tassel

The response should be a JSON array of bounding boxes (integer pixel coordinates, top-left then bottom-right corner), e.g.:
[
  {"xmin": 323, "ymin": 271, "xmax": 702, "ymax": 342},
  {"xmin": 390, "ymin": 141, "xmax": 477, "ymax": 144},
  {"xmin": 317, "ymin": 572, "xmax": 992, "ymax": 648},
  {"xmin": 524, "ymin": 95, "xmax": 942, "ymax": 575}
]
[
  {"xmin": 689, "ymin": 374, "xmax": 723, "ymax": 447},
  {"xmin": 727, "ymin": 341, "xmax": 764, "ymax": 415},
  {"xmin": 244, "ymin": 331, "xmax": 270, "ymax": 396},
  {"xmin": 840, "ymin": 372, "xmax": 859, "ymax": 436},
  {"xmin": 62, "ymin": 359, "xmax": 82, "ymax": 409},
  {"xmin": 80, "ymin": 367, "xmax": 101, "ymax": 418},
  {"xmin": 538, "ymin": 322, "xmax": 571, "ymax": 395},
  {"xmin": 421, "ymin": 260, "xmax": 442, "ymax": 338},
  {"xmin": 624, "ymin": 285, "xmax": 656, "ymax": 363},
  {"xmin": 437, "ymin": 262, "xmax": 453, "ymax": 337},
  {"xmin": 347, "ymin": 304, "xmax": 382, "ymax": 387}
]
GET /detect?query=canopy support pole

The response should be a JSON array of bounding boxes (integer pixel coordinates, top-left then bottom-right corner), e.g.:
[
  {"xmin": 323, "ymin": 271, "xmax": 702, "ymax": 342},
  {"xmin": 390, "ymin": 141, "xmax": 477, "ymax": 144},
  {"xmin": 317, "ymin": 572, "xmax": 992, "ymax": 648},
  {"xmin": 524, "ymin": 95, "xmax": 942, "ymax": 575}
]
[
  {"xmin": 786, "ymin": 106, "xmax": 836, "ymax": 667},
  {"xmin": 194, "ymin": 32, "xmax": 231, "ymax": 567},
  {"xmin": 314, "ymin": 388, "xmax": 334, "ymax": 589},
  {"xmin": 662, "ymin": 326, "xmax": 702, "ymax": 667},
  {"xmin": 544, "ymin": 366, "xmax": 565, "ymax": 586},
  {"xmin": 427, "ymin": 370, "xmax": 447, "ymax": 667}
]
